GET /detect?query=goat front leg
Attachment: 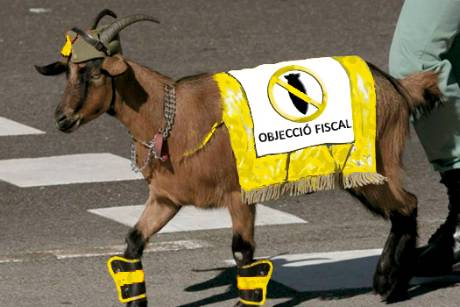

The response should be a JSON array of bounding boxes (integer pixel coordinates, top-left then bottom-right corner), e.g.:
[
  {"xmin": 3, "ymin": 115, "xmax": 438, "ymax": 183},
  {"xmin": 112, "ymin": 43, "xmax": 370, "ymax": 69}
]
[{"xmin": 115, "ymin": 196, "xmax": 179, "ymax": 307}]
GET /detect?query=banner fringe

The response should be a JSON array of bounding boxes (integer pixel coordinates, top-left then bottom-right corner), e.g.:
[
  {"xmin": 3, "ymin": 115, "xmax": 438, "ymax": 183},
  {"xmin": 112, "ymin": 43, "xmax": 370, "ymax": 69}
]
[{"xmin": 242, "ymin": 172, "xmax": 387, "ymax": 204}]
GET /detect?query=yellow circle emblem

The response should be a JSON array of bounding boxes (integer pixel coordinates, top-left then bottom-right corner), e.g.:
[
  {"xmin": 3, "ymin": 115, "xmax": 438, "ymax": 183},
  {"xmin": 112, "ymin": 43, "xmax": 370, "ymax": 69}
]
[{"xmin": 267, "ymin": 65, "xmax": 328, "ymax": 123}]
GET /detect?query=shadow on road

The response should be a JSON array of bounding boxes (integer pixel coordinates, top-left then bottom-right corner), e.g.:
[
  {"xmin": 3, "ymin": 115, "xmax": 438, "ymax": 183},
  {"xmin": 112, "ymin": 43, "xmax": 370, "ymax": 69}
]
[{"xmin": 180, "ymin": 254, "xmax": 460, "ymax": 306}]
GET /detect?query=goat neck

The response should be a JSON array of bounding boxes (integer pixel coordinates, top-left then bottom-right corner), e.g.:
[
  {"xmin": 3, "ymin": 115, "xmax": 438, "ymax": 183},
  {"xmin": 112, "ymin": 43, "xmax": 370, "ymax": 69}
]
[{"xmin": 112, "ymin": 61, "xmax": 173, "ymax": 145}]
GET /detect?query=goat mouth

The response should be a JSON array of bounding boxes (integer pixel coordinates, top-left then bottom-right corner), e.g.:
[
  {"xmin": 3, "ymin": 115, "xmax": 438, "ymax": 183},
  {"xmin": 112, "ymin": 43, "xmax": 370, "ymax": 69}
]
[{"xmin": 56, "ymin": 117, "xmax": 81, "ymax": 133}]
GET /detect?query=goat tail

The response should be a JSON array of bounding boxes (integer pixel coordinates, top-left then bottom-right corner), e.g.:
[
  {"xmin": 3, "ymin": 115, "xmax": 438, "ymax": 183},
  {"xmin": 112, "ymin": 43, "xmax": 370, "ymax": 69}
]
[{"xmin": 399, "ymin": 71, "xmax": 442, "ymax": 115}]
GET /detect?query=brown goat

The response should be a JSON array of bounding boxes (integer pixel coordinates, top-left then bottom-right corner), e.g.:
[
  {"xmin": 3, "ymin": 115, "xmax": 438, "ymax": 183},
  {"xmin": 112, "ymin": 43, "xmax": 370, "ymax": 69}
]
[{"xmin": 36, "ymin": 12, "xmax": 441, "ymax": 307}]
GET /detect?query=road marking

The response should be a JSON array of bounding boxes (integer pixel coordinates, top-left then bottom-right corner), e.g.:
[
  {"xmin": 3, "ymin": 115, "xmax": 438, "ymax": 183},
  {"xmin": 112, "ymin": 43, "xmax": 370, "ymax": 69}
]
[
  {"xmin": 0, "ymin": 240, "xmax": 209, "ymax": 264},
  {"xmin": 54, "ymin": 240, "xmax": 210, "ymax": 259},
  {"xmin": 0, "ymin": 153, "xmax": 143, "ymax": 187},
  {"xmin": 227, "ymin": 249, "xmax": 460, "ymax": 292},
  {"xmin": 0, "ymin": 116, "xmax": 45, "ymax": 136},
  {"xmin": 0, "ymin": 258, "xmax": 24, "ymax": 264},
  {"xmin": 88, "ymin": 204, "xmax": 307, "ymax": 232},
  {"xmin": 29, "ymin": 8, "xmax": 52, "ymax": 14}
]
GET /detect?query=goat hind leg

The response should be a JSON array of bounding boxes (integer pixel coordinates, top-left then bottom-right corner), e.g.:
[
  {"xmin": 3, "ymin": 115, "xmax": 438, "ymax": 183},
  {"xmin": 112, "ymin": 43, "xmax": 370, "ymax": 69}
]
[
  {"xmin": 375, "ymin": 207, "xmax": 417, "ymax": 302},
  {"xmin": 229, "ymin": 203, "xmax": 256, "ymax": 267},
  {"xmin": 228, "ymin": 197, "xmax": 273, "ymax": 306},
  {"xmin": 228, "ymin": 196, "xmax": 258, "ymax": 306},
  {"xmin": 352, "ymin": 184, "xmax": 417, "ymax": 302}
]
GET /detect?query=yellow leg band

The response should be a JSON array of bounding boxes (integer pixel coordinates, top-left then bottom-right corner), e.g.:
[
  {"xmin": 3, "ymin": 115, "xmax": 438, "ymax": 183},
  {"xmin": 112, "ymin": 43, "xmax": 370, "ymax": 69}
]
[
  {"xmin": 107, "ymin": 256, "xmax": 147, "ymax": 304},
  {"xmin": 237, "ymin": 259, "xmax": 273, "ymax": 305},
  {"xmin": 113, "ymin": 270, "xmax": 145, "ymax": 286}
]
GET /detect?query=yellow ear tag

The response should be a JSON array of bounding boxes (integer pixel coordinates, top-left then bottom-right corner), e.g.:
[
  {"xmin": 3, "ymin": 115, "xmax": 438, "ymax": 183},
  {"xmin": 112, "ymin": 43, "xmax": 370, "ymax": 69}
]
[{"xmin": 60, "ymin": 35, "xmax": 72, "ymax": 57}]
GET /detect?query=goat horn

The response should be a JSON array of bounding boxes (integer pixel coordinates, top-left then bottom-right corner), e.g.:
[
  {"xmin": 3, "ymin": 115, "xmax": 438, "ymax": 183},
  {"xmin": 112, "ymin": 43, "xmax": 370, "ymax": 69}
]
[
  {"xmin": 34, "ymin": 61, "xmax": 67, "ymax": 76},
  {"xmin": 71, "ymin": 27, "xmax": 108, "ymax": 53},
  {"xmin": 99, "ymin": 14, "xmax": 160, "ymax": 45},
  {"xmin": 91, "ymin": 9, "xmax": 118, "ymax": 29}
]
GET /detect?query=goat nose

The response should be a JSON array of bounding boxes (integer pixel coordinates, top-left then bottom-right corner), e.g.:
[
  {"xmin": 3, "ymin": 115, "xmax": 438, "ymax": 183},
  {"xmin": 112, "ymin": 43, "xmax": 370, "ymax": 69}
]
[
  {"xmin": 54, "ymin": 112, "xmax": 81, "ymax": 132},
  {"xmin": 55, "ymin": 113, "xmax": 76, "ymax": 131},
  {"xmin": 55, "ymin": 114, "xmax": 67, "ymax": 127},
  {"xmin": 56, "ymin": 113, "xmax": 67, "ymax": 122}
]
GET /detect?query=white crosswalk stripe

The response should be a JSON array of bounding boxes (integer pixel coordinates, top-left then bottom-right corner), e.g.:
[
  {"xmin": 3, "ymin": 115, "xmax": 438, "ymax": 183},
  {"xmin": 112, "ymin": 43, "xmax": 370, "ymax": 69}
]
[
  {"xmin": 0, "ymin": 116, "xmax": 45, "ymax": 136},
  {"xmin": 4, "ymin": 120, "xmax": 457, "ymax": 298},
  {"xmin": 227, "ymin": 249, "xmax": 460, "ymax": 292},
  {"xmin": 0, "ymin": 117, "xmax": 345, "ymax": 296},
  {"xmin": 0, "ymin": 153, "xmax": 142, "ymax": 187},
  {"xmin": 268, "ymin": 249, "xmax": 382, "ymax": 291},
  {"xmin": 88, "ymin": 204, "xmax": 307, "ymax": 232},
  {"xmin": 0, "ymin": 118, "xmax": 307, "ymax": 246}
]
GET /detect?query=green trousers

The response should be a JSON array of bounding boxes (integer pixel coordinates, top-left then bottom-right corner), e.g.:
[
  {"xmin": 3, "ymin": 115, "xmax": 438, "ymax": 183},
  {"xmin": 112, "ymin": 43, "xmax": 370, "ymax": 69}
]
[{"xmin": 389, "ymin": 0, "xmax": 460, "ymax": 172}]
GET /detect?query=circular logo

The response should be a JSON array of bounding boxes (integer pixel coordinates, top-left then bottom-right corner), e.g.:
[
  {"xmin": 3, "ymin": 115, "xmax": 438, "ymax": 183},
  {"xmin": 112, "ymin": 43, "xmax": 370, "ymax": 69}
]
[{"xmin": 267, "ymin": 65, "xmax": 327, "ymax": 123}]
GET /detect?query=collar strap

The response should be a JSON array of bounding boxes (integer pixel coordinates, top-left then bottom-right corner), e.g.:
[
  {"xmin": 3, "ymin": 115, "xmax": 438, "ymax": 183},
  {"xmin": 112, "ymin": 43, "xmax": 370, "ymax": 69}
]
[
  {"xmin": 182, "ymin": 121, "xmax": 224, "ymax": 158},
  {"xmin": 153, "ymin": 84, "xmax": 176, "ymax": 161},
  {"xmin": 107, "ymin": 77, "xmax": 117, "ymax": 116},
  {"xmin": 161, "ymin": 84, "xmax": 176, "ymax": 140},
  {"xmin": 131, "ymin": 83, "xmax": 176, "ymax": 166}
]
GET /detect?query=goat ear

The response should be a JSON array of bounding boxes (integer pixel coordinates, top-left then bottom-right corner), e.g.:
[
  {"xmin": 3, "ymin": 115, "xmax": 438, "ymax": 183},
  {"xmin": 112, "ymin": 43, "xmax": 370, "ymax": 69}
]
[
  {"xmin": 102, "ymin": 55, "xmax": 128, "ymax": 76},
  {"xmin": 34, "ymin": 62, "xmax": 67, "ymax": 76}
]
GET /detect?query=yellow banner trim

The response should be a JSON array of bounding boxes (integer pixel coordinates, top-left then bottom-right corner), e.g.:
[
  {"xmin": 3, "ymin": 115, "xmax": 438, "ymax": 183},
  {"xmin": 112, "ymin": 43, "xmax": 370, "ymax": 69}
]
[
  {"xmin": 182, "ymin": 121, "xmax": 224, "ymax": 158},
  {"xmin": 214, "ymin": 56, "xmax": 379, "ymax": 199}
]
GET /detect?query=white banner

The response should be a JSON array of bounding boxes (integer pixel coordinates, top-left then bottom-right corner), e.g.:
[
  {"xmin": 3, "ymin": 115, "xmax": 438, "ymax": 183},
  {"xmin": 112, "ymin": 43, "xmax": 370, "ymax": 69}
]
[{"xmin": 229, "ymin": 57, "xmax": 355, "ymax": 157}]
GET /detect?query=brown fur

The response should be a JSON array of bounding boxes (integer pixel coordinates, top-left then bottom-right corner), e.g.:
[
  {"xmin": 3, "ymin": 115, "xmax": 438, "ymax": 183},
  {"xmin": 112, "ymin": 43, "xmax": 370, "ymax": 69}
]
[
  {"xmin": 43, "ymin": 54, "xmax": 441, "ymax": 303},
  {"xmin": 52, "ymin": 55, "xmax": 440, "ymax": 234}
]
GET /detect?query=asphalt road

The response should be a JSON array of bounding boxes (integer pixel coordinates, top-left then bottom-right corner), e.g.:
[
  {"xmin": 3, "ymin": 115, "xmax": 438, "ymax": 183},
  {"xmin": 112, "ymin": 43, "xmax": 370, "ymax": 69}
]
[{"xmin": 0, "ymin": 0, "xmax": 459, "ymax": 306}]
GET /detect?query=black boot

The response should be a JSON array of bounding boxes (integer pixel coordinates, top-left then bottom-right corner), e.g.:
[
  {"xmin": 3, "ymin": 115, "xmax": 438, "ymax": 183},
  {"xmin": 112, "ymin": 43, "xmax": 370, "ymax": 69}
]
[{"xmin": 414, "ymin": 169, "xmax": 460, "ymax": 277}]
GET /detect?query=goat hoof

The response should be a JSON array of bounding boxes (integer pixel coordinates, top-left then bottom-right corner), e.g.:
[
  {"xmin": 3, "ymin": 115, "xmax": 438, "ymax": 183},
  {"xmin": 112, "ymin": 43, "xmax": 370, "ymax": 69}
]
[
  {"xmin": 127, "ymin": 299, "xmax": 147, "ymax": 307},
  {"xmin": 373, "ymin": 270, "xmax": 409, "ymax": 303},
  {"xmin": 384, "ymin": 287, "xmax": 409, "ymax": 304}
]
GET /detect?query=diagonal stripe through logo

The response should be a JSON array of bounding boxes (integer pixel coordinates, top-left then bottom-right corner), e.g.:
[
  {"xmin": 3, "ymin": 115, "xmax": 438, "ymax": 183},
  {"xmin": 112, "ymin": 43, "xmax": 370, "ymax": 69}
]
[{"xmin": 267, "ymin": 65, "xmax": 328, "ymax": 123}]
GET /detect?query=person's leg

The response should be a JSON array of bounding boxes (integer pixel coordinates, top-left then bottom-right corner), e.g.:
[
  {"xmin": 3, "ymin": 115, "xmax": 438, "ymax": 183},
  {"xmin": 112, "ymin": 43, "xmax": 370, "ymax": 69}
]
[
  {"xmin": 415, "ymin": 170, "xmax": 460, "ymax": 276},
  {"xmin": 389, "ymin": 0, "xmax": 460, "ymax": 275},
  {"xmin": 390, "ymin": 0, "xmax": 460, "ymax": 169}
]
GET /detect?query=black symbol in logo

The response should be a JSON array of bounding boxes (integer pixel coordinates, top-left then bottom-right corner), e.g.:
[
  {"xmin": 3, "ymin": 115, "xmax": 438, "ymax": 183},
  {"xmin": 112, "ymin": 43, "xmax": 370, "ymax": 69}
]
[{"xmin": 284, "ymin": 73, "xmax": 308, "ymax": 115}]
